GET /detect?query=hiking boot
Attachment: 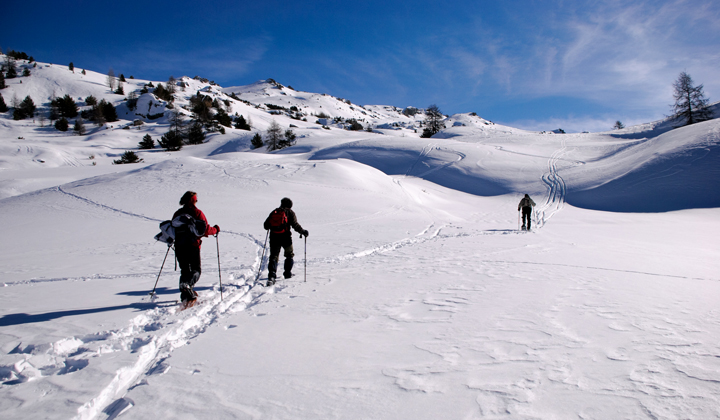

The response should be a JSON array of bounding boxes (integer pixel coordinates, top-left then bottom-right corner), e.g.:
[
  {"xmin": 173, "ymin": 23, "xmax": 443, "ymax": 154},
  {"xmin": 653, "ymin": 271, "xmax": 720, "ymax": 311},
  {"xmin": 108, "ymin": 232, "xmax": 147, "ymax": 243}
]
[
  {"xmin": 266, "ymin": 278, "xmax": 276, "ymax": 287},
  {"xmin": 283, "ymin": 272, "xmax": 293, "ymax": 279},
  {"xmin": 179, "ymin": 282, "xmax": 194, "ymax": 301}
]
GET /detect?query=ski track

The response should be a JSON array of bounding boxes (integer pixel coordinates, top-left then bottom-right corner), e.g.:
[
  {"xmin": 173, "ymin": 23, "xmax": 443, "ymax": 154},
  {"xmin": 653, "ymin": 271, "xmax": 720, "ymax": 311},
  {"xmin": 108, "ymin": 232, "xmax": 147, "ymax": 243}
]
[
  {"xmin": 535, "ymin": 139, "xmax": 569, "ymax": 229},
  {"xmin": 71, "ymin": 273, "xmax": 279, "ymax": 420}
]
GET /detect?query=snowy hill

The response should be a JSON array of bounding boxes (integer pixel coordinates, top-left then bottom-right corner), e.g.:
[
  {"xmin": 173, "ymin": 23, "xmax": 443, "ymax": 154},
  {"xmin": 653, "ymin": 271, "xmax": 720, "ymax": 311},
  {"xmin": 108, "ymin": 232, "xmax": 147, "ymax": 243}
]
[{"xmin": 1, "ymin": 55, "xmax": 719, "ymax": 419}]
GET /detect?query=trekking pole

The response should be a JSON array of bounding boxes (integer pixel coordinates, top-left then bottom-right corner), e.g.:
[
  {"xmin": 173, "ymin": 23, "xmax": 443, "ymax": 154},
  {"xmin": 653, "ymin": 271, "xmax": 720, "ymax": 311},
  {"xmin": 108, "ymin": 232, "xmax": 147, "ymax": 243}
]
[
  {"xmin": 150, "ymin": 244, "xmax": 172, "ymax": 298},
  {"xmin": 216, "ymin": 234, "xmax": 223, "ymax": 300},
  {"xmin": 517, "ymin": 210, "xmax": 521, "ymax": 231},
  {"xmin": 304, "ymin": 235, "xmax": 307, "ymax": 283},
  {"xmin": 255, "ymin": 230, "xmax": 270, "ymax": 283}
]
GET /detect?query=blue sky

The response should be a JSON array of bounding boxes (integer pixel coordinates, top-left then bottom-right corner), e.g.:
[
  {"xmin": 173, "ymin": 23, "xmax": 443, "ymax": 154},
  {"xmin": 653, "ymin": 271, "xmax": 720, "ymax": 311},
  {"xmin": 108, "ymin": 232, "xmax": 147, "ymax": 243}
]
[{"xmin": 3, "ymin": 0, "xmax": 719, "ymax": 132}]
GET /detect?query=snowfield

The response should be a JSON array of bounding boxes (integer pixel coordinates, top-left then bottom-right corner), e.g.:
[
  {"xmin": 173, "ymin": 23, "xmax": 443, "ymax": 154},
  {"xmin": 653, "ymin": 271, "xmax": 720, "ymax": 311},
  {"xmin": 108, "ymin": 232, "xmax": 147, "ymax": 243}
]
[{"xmin": 1, "ymin": 56, "xmax": 719, "ymax": 419}]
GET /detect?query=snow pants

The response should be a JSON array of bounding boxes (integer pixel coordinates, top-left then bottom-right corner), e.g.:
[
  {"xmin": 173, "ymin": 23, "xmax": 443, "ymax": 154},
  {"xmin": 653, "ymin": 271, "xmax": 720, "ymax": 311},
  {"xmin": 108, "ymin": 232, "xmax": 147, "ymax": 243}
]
[
  {"xmin": 522, "ymin": 207, "xmax": 532, "ymax": 229},
  {"xmin": 268, "ymin": 233, "xmax": 294, "ymax": 279},
  {"xmin": 176, "ymin": 245, "xmax": 201, "ymax": 301}
]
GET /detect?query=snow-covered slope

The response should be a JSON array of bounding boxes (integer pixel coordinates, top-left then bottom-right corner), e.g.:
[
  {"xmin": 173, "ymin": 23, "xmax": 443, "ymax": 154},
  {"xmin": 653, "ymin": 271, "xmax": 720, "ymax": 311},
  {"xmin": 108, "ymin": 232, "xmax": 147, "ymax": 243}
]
[{"xmin": 1, "ymin": 55, "xmax": 719, "ymax": 419}]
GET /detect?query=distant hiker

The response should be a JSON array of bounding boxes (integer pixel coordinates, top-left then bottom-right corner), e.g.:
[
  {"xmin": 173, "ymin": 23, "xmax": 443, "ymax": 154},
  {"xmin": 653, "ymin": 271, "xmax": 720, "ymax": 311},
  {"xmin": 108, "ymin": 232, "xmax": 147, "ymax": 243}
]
[
  {"xmin": 263, "ymin": 197, "xmax": 308, "ymax": 286},
  {"xmin": 173, "ymin": 191, "xmax": 219, "ymax": 303},
  {"xmin": 518, "ymin": 194, "xmax": 536, "ymax": 230}
]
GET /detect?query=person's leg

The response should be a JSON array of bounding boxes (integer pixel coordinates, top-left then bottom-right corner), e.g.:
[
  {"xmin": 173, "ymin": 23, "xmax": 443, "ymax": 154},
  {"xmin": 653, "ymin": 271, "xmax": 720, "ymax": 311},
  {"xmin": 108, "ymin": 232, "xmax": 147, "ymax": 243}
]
[
  {"xmin": 524, "ymin": 211, "xmax": 532, "ymax": 229},
  {"xmin": 267, "ymin": 236, "xmax": 281, "ymax": 280},
  {"xmin": 176, "ymin": 246, "xmax": 199, "ymax": 301},
  {"xmin": 282, "ymin": 241, "xmax": 295, "ymax": 278}
]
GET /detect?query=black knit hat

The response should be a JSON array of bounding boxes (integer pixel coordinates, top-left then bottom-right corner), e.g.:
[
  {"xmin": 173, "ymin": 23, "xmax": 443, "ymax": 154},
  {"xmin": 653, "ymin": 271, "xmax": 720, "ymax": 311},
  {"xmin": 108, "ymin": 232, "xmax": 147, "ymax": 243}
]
[
  {"xmin": 280, "ymin": 197, "xmax": 293, "ymax": 208},
  {"xmin": 180, "ymin": 191, "xmax": 197, "ymax": 205}
]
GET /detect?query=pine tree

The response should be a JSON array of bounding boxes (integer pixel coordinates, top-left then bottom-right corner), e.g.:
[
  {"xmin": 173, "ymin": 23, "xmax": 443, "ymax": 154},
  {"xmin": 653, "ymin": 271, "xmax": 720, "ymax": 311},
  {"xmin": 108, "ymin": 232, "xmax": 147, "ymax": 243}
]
[
  {"xmin": 69, "ymin": 62, "xmax": 74, "ymax": 72},
  {"xmin": 671, "ymin": 72, "xmax": 713, "ymax": 126},
  {"xmin": 13, "ymin": 95, "xmax": 36, "ymax": 120},
  {"xmin": 51, "ymin": 94, "xmax": 79, "ymax": 118},
  {"xmin": 214, "ymin": 109, "xmax": 232, "ymax": 127},
  {"xmin": 73, "ymin": 117, "xmax": 86, "ymax": 135},
  {"xmin": 0, "ymin": 93, "xmax": 7, "ymax": 112},
  {"xmin": 107, "ymin": 68, "xmax": 116, "ymax": 92},
  {"xmin": 138, "ymin": 134, "xmax": 155, "ymax": 149},
  {"xmin": 115, "ymin": 83, "xmax": 124, "ymax": 95},
  {"xmin": 22, "ymin": 68, "xmax": 30, "ymax": 77},
  {"xmin": 127, "ymin": 91, "xmax": 138, "ymax": 111},
  {"xmin": 158, "ymin": 130, "xmax": 183, "ymax": 151},
  {"xmin": 265, "ymin": 120, "xmax": 283, "ymax": 151},
  {"xmin": 55, "ymin": 117, "xmax": 69, "ymax": 131},
  {"xmin": 119, "ymin": 74, "xmax": 126, "ymax": 82},
  {"xmin": 0, "ymin": 72, "xmax": 5, "ymax": 89},
  {"xmin": 251, "ymin": 132, "xmax": 264, "ymax": 149},
  {"xmin": 100, "ymin": 100, "xmax": 118, "ymax": 122},
  {"xmin": 613, "ymin": 120, "xmax": 625, "ymax": 130},
  {"xmin": 234, "ymin": 115, "xmax": 251, "ymax": 130},
  {"xmin": 279, "ymin": 129, "xmax": 296, "ymax": 149},
  {"xmin": 421, "ymin": 104, "xmax": 444, "ymax": 138},
  {"xmin": 5, "ymin": 57, "xmax": 17, "ymax": 79},
  {"xmin": 187, "ymin": 122, "xmax": 206, "ymax": 144},
  {"xmin": 168, "ymin": 109, "xmax": 186, "ymax": 138}
]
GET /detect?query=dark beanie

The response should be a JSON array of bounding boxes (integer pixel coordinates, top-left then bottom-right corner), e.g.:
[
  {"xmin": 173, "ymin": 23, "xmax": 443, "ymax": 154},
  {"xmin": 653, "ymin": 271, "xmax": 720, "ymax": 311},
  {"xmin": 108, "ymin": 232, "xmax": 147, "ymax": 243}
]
[
  {"xmin": 180, "ymin": 191, "xmax": 197, "ymax": 206},
  {"xmin": 281, "ymin": 197, "xmax": 293, "ymax": 208}
]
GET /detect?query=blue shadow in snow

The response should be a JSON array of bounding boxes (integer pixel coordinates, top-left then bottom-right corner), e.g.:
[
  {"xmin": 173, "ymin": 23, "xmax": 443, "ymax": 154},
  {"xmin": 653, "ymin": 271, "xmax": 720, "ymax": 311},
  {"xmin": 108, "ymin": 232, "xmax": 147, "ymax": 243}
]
[{"xmin": 0, "ymin": 286, "xmax": 199, "ymax": 327}]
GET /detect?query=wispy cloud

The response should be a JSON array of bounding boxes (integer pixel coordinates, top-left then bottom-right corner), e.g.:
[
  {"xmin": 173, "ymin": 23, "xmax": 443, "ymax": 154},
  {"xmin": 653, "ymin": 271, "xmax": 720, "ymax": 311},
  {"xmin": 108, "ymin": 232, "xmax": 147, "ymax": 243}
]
[{"xmin": 115, "ymin": 37, "xmax": 272, "ymax": 83}]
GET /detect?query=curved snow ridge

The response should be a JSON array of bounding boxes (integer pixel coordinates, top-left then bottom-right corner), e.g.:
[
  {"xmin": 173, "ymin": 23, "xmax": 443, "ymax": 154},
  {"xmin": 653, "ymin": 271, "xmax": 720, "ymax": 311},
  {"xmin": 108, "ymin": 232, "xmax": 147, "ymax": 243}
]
[{"xmin": 74, "ymin": 273, "xmax": 268, "ymax": 420}]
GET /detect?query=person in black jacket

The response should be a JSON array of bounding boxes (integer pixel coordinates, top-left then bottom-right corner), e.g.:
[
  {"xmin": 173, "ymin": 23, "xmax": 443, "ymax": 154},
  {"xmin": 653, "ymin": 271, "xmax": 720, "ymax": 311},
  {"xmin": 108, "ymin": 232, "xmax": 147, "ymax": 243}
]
[
  {"xmin": 518, "ymin": 194, "xmax": 536, "ymax": 230},
  {"xmin": 263, "ymin": 197, "xmax": 308, "ymax": 286}
]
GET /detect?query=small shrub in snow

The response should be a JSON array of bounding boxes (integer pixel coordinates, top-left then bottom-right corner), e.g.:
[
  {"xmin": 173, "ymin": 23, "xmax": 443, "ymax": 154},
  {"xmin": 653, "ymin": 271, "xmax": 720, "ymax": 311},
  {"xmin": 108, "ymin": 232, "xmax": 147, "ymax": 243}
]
[
  {"xmin": 113, "ymin": 151, "xmax": 142, "ymax": 164},
  {"xmin": 74, "ymin": 118, "xmax": 86, "ymax": 135},
  {"xmin": 55, "ymin": 118, "xmax": 69, "ymax": 131}
]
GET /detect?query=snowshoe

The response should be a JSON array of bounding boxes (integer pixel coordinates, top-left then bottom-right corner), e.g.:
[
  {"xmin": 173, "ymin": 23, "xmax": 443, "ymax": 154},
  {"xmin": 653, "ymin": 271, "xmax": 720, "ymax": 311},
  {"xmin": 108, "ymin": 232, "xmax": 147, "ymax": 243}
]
[{"xmin": 179, "ymin": 298, "xmax": 198, "ymax": 311}]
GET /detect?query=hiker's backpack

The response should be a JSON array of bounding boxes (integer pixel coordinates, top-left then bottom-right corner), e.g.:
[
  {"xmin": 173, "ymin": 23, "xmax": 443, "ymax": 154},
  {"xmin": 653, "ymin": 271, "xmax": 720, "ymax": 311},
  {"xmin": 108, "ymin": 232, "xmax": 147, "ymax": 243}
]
[
  {"xmin": 154, "ymin": 220, "xmax": 175, "ymax": 244},
  {"xmin": 267, "ymin": 208, "xmax": 288, "ymax": 233},
  {"xmin": 154, "ymin": 214, "xmax": 207, "ymax": 245}
]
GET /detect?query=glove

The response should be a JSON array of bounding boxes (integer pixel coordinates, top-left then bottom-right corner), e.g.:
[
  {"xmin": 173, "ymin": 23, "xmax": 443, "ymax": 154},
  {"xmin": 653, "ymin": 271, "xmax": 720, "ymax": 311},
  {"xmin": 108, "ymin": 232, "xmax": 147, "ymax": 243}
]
[
  {"xmin": 303, "ymin": 230, "xmax": 309, "ymax": 237},
  {"xmin": 214, "ymin": 225, "xmax": 220, "ymax": 233}
]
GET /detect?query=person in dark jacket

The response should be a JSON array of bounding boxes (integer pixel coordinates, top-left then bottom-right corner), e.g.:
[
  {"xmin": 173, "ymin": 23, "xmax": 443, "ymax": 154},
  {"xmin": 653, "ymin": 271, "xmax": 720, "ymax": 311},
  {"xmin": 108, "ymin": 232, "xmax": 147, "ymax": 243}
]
[
  {"xmin": 263, "ymin": 197, "xmax": 308, "ymax": 286},
  {"xmin": 173, "ymin": 191, "xmax": 219, "ymax": 303},
  {"xmin": 518, "ymin": 194, "xmax": 536, "ymax": 230}
]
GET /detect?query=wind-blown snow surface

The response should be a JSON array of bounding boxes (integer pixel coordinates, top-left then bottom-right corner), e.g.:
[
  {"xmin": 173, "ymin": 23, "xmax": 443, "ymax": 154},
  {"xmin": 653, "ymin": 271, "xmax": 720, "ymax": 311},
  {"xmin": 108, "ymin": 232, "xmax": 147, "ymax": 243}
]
[{"xmin": 1, "ymin": 58, "xmax": 720, "ymax": 419}]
